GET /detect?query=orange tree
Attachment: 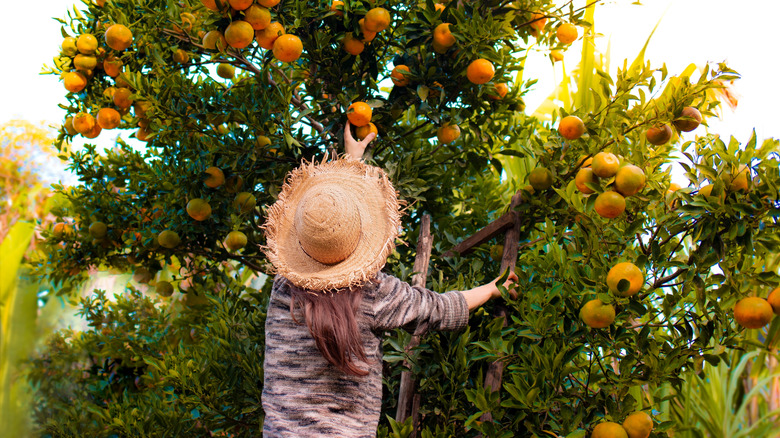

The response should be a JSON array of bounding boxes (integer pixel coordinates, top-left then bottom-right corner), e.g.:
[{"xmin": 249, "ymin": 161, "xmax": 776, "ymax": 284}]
[{"xmin": 30, "ymin": 0, "xmax": 780, "ymax": 437}]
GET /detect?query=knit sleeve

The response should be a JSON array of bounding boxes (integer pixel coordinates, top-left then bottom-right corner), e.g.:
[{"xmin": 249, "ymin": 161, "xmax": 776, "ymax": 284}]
[{"xmin": 370, "ymin": 273, "xmax": 469, "ymax": 335}]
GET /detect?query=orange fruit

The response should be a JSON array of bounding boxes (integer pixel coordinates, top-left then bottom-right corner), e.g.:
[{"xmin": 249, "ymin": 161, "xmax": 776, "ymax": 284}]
[
  {"xmin": 615, "ymin": 164, "xmax": 646, "ymax": 197},
  {"xmin": 225, "ymin": 230, "xmax": 248, "ymax": 251},
  {"xmin": 156, "ymin": 281, "xmax": 174, "ymax": 297},
  {"xmin": 63, "ymin": 72, "xmax": 88, "ymax": 93},
  {"xmin": 203, "ymin": 30, "xmax": 228, "ymax": 51},
  {"xmin": 72, "ymin": 112, "xmax": 96, "ymax": 135},
  {"xmin": 556, "ymin": 23, "xmax": 578, "ymax": 44},
  {"xmin": 330, "ymin": 0, "xmax": 344, "ymax": 16},
  {"xmin": 347, "ymin": 102, "xmax": 372, "ymax": 127},
  {"xmin": 358, "ymin": 19, "xmax": 377, "ymax": 42},
  {"xmin": 342, "ymin": 33, "xmax": 364, "ymax": 55},
  {"xmin": 437, "ymin": 123, "xmax": 461, "ymax": 144},
  {"xmin": 103, "ymin": 55, "xmax": 123, "ymax": 77},
  {"xmin": 558, "ymin": 115, "xmax": 585, "ymax": 140},
  {"xmin": 173, "ymin": 49, "xmax": 190, "ymax": 63},
  {"xmin": 158, "ymin": 230, "xmax": 181, "ymax": 249},
  {"xmin": 591, "ymin": 152, "xmax": 620, "ymax": 178},
  {"xmin": 490, "ymin": 83, "xmax": 509, "ymax": 100},
  {"xmin": 61, "ymin": 36, "xmax": 78, "ymax": 56},
  {"xmin": 83, "ymin": 122, "xmax": 102, "ymax": 139},
  {"xmin": 529, "ymin": 168, "xmax": 554, "ymax": 191},
  {"xmin": 646, "ymin": 124, "xmax": 672, "ymax": 145},
  {"xmin": 217, "ymin": 63, "xmax": 236, "ymax": 79},
  {"xmin": 225, "ymin": 20, "xmax": 254, "ymax": 48},
  {"xmin": 434, "ymin": 3, "xmax": 445, "ymax": 12},
  {"xmin": 74, "ymin": 54, "xmax": 98, "ymax": 72},
  {"xmin": 674, "ymin": 106, "xmax": 702, "ymax": 132},
  {"xmin": 136, "ymin": 125, "xmax": 153, "ymax": 141},
  {"xmin": 724, "ymin": 164, "xmax": 750, "ymax": 192},
  {"xmin": 576, "ymin": 155, "xmax": 593, "ymax": 168},
  {"xmin": 433, "ymin": 23, "xmax": 456, "ymax": 49},
  {"xmin": 133, "ymin": 101, "xmax": 151, "ymax": 118},
  {"xmin": 594, "ymin": 191, "xmax": 626, "ymax": 219},
  {"xmin": 355, "ymin": 122, "xmax": 378, "ymax": 140},
  {"xmin": 225, "ymin": 175, "xmax": 244, "ymax": 193},
  {"xmin": 186, "ymin": 198, "xmax": 212, "ymax": 221},
  {"xmin": 105, "ymin": 24, "xmax": 133, "ymax": 51},
  {"xmin": 273, "ymin": 34, "xmax": 303, "ymax": 63},
  {"xmin": 89, "ymin": 221, "xmax": 108, "ymax": 239},
  {"xmin": 256, "ymin": 22, "xmax": 285, "ymax": 50},
  {"xmin": 256, "ymin": 135, "xmax": 272, "ymax": 148},
  {"xmin": 767, "ymin": 287, "xmax": 780, "ymax": 315},
  {"xmin": 698, "ymin": 184, "xmax": 725, "ymax": 201},
  {"xmin": 466, "ymin": 59, "xmax": 495, "ymax": 84},
  {"xmin": 391, "ymin": 65, "xmax": 411, "ymax": 86},
  {"xmin": 97, "ymin": 108, "xmax": 121, "ymax": 129},
  {"xmin": 244, "ymin": 4, "xmax": 271, "ymax": 30},
  {"xmin": 77, "ymin": 34, "xmax": 98, "ymax": 54},
  {"xmin": 204, "ymin": 166, "xmax": 225, "ymax": 188},
  {"xmin": 580, "ymin": 299, "xmax": 616, "ymax": 329},
  {"xmin": 530, "ymin": 12, "xmax": 547, "ymax": 31},
  {"xmin": 63, "ymin": 117, "xmax": 77, "ymax": 135},
  {"xmin": 550, "ymin": 49, "xmax": 564, "ymax": 62},
  {"xmin": 364, "ymin": 7, "xmax": 391, "ymax": 32},
  {"xmin": 733, "ymin": 297, "xmax": 774, "ymax": 329},
  {"xmin": 622, "ymin": 412, "xmax": 653, "ymax": 438},
  {"xmin": 257, "ymin": 0, "xmax": 280, "ymax": 7},
  {"xmin": 180, "ymin": 12, "xmax": 196, "ymax": 31},
  {"xmin": 52, "ymin": 223, "xmax": 74, "ymax": 240},
  {"xmin": 228, "ymin": 0, "xmax": 253, "ymax": 10},
  {"xmin": 202, "ymin": 0, "xmax": 221, "ymax": 11},
  {"xmin": 607, "ymin": 262, "xmax": 644, "ymax": 297},
  {"xmin": 591, "ymin": 422, "xmax": 628, "ymax": 438},
  {"xmin": 575, "ymin": 168, "xmax": 597, "ymax": 194},
  {"xmin": 234, "ymin": 192, "xmax": 257, "ymax": 213},
  {"xmin": 113, "ymin": 87, "xmax": 134, "ymax": 108}
]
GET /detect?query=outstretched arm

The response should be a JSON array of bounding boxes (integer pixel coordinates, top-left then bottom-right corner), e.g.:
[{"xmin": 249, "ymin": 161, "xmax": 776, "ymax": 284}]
[
  {"xmin": 344, "ymin": 121, "xmax": 376, "ymax": 160},
  {"xmin": 461, "ymin": 271, "xmax": 519, "ymax": 311}
]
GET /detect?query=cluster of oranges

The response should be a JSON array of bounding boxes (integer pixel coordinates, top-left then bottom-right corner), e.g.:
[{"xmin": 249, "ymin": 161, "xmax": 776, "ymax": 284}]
[
  {"xmin": 580, "ymin": 261, "xmax": 644, "ymax": 329},
  {"xmin": 526, "ymin": 12, "xmax": 579, "ymax": 63},
  {"xmin": 346, "ymin": 101, "xmax": 377, "ymax": 140},
  {"xmin": 333, "ymin": 4, "xmax": 392, "ymax": 56},
  {"xmin": 733, "ymin": 288, "xmax": 780, "ymax": 329},
  {"xmin": 589, "ymin": 412, "xmax": 654, "ymax": 438},
  {"xmin": 200, "ymin": 0, "xmax": 303, "ymax": 63}
]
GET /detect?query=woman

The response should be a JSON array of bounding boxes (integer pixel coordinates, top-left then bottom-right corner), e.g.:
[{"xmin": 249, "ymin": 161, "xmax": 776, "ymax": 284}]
[{"xmin": 260, "ymin": 122, "xmax": 516, "ymax": 436}]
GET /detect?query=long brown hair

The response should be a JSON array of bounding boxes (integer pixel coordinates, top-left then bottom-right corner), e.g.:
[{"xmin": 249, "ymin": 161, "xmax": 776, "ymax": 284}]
[{"xmin": 290, "ymin": 285, "xmax": 369, "ymax": 376}]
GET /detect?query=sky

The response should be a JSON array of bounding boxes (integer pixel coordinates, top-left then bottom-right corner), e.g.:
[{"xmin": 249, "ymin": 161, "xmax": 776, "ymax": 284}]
[{"xmin": 1, "ymin": 0, "xmax": 779, "ymax": 185}]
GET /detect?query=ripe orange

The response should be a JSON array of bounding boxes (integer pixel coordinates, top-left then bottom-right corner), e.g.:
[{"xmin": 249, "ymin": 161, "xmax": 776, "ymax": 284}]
[
  {"xmin": 180, "ymin": 12, "xmax": 197, "ymax": 32},
  {"xmin": 158, "ymin": 230, "xmax": 181, "ymax": 249},
  {"xmin": 234, "ymin": 192, "xmax": 257, "ymax": 214},
  {"xmin": 591, "ymin": 152, "xmax": 620, "ymax": 178},
  {"xmin": 558, "ymin": 115, "xmax": 585, "ymax": 140},
  {"xmin": 186, "ymin": 198, "xmax": 212, "ymax": 221},
  {"xmin": 97, "ymin": 108, "xmax": 121, "ymax": 129},
  {"xmin": 576, "ymin": 155, "xmax": 593, "ymax": 168},
  {"xmin": 256, "ymin": 22, "xmax": 285, "ymax": 50},
  {"xmin": 204, "ymin": 166, "xmax": 225, "ymax": 188},
  {"xmin": 391, "ymin": 65, "xmax": 411, "ymax": 86},
  {"xmin": 225, "ymin": 20, "xmax": 254, "ymax": 48},
  {"xmin": 591, "ymin": 422, "xmax": 628, "ymax": 438},
  {"xmin": 364, "ymin": 7, "xmax": 391, "ymax": 32},
  {"xmin": 63, "ymin": 72, "xmax": 88, "ymax": 93},
  {"xmin": 226, "ymin": 175, "xmax": 244, "ymax": 193},
  {"xmin": 607, "ymin": 262, "xmax": 644, "ymax": 297},
  {"xmin": 77, "ymin": 33, "xmax": 98, "ymax": 54},
  {"xmin": 556, "ymin": 23, "xmax": 578, "ymax": 44},
  {"xmin": 156, "ymin": 281, "xmax": 174, "ymax": 297},
  {"xmin": 724, "ymin": 164, "xmax": 750, "ymax": 192},
  {"xmin": 575, "ymin": 168, "xmax": 597, "ymax": 194},
  {"xmin": 433, "ymin": 23, "xmax": 456, "ymax": 49},
  {"xmin": 72, "ymin": 112, "xmax": 96, "ymax": 135},
  {"xmin": 134, "ymin": 101, "xmax": 151, "ymax": 118},
  {"xmin": 173, "ymin": 49, "xmax": 190, "ymax": 63},
  {"xmin": 466, "ymin": 59, "xmax": 495, "ymax": 84},
  {"xmin": 347, "ymin": 102, "xmax": 372, "ymax": 127},
  {"xmin": 594, "ymin": 191, "xmax": 626, "ymax": 219},
  {"xmin": 52, "ymin": 223, "xmax": 74, "ymax": 240},
  {"xmin": 615, "ymin": 164, "xmax": 646, "ymax": 197},
  {"xmin": 217, "ymin": 63, "xmax": 236, "ymax": 79},
  {"xmin": 63, "ymin": 117, "xmax": 77, "ymax": 135},
  {"xmin": 61, "ymin": 36, "xmax": 78, "ymax": 56},
  {"xmin": 202, "ymin": 0, "xmax": 221, "ymax": 11},
  {"xmin": 256, "ymin": 135, "xmax": 272, "ymax": 148},
  {"xmin": 257, "ymin": 0, "xmax": 280, "ymax": 7},
  {"xmin": 434, "ymin": 3, "xmax": 445, "ymax": 12},
  {"xmin": 105, "ymin": 24, "xmax": 133, "ymax": 51},
  {"xmin": 646, "ymin": 124, "xmax": 672, "ymax": 145},
  {"xmin": 244, "ymin": 4, "xmax": 271, "ymax": 30},
  {"xmin": 225, "ymin": 230, "xmax": 248, "ymax": 251},
  {"xmin": 103, "ymin": 55, "xmax": 123, "ymax": 77},
  {"xmin": 529, "ymin": 12, "xmax": 547, "ymax": 31},
  {"xmin": 330, "ymin": 0, "xmax": 344, "ymax": 16},
  {"xmin": 674, "ymin": 106, "xmax": 702, "ymax": 132},
  {"xmin": 342, "ymin": 33, "xmax": 364, "ymax": 55},
  {"xmin": 136, "ymin": 125, "xmax": 153, "ymax": 141},
  {"xmin": 437, "ymin": 123, "xmax": 461, "ymax": 144},
  {"xmin": 622, "ymin": 412, "xmax": 653, "ymax": 438},
  {"xmin": 490, "ymin": 83, "xmax": 509, "ymax": 100},
  {"xmin": 734, "ymin": 297, "xmax": 774, "ymax": 329},
  {"xmin": 767, "ymin": 287, "xmax": 780, "ymax": 315},
  {"xmin": 228, "ymin": 0, "xmax": 253, "ymax": 10},
  {"xmin": 74, "ymin": 54, "xmax": 98, "ymax": 72},
  {"xmin": 580, "ymin": 299, "xmax": 616, "ymax": 329},
  {"xmin": 83, "ymin": 122, "xmax": 102, "ymax": 139},
  {"xmin": 698, "ymin": 184, "xmax": 724, "ymax": 201},
  {"xmin": 273, "ymin": 34, "xmax": 303, "ymax": 63},
  {"xmin": 355, "ymin": 122, "xmax": 378, "ymax": 140},
  {"xmin": 358, "ymin": 19, "xmax": 377, "ymax": 42},
  {"xmin": 528, "ymin": 168, "xmax": 554, "ymax": 191},
  {"xmin": 89, "ymin": 221, "xmax": 108, "ymax": 239},
  {"xmin": 203, "ymin": 30, "xmax": 228, "ymax": 51},
  {"xmin": 113, "ymin": 87, "xmax": 134, "ymax": 108}
]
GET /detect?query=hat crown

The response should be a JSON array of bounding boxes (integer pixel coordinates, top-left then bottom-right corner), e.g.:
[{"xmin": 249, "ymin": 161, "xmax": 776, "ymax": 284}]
[{"xmin": 294, "ymin": 185, "xmax": 361, "ymax": 265}]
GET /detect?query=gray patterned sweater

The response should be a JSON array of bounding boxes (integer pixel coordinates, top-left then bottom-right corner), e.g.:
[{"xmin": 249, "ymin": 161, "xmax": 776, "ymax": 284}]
[{"xmin": 261, "ymin": 271, "xmax": 469, "ymax": 437}]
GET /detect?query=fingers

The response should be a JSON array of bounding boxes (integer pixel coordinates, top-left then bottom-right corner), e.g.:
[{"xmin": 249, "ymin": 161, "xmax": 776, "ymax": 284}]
[
  {"xmin": 344, "ymin": 120, "xmax": 353, "ymax": 137},
  {"xmin": 360, "ymin": 131, "xmax": 376, "ymax": 146}
]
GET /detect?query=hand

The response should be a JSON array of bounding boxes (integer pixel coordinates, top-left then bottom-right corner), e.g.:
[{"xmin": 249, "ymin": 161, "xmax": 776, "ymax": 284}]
[
  {"xmin": 491, "ymin": 270, "xmax": 518, "ymax": 299},
  {"xmin": 344, "ymin": 121, "xmax": 376, "ymax": 161}
]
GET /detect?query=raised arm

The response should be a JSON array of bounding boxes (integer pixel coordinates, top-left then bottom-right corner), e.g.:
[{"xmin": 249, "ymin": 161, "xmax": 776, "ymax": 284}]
[
  {"xmin": 344, "ymin": 121, "xmax": 376, "ymax": 161},
  {"xmin": 460, "ymin": 271, "xmax": 518, "ymax": 311}
]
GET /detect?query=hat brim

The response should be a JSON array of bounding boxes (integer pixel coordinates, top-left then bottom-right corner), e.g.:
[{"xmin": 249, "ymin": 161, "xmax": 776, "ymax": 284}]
[{"xmin": 262, "ymin": 157, "xmax": 402, "ymax": 291}]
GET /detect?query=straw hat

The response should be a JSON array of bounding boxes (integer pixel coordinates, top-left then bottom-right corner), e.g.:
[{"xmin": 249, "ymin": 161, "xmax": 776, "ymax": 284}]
[{"xmin": 262, "ymin": 156, "xmax": 403, "ymax": 291}]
